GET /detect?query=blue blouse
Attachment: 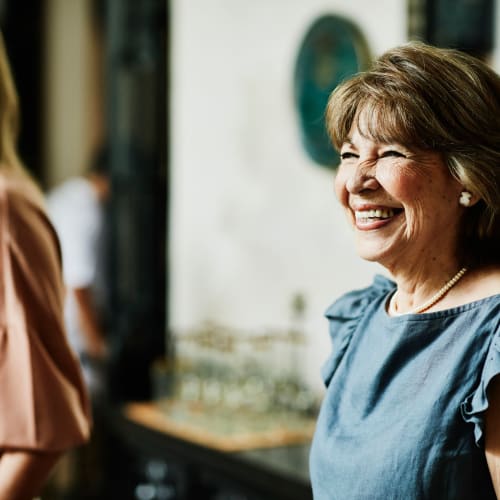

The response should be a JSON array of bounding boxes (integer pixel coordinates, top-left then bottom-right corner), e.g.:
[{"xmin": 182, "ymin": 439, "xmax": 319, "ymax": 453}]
[{"xmin": 310, "ymin": 275, "xmax": 500, "ymax": 500}]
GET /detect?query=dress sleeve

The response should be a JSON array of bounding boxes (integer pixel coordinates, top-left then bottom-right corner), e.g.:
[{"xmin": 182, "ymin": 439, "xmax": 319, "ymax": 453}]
[
  {"xmin": 461, "ymin": 323, "xmax": 500, "ymax": 446},
  {"xmin": 321, "ymin": 275, "xmax": 395, "ymax": 387},
  {"xmin": 0, "ymin": 179, "xmax": 91, "ymax": 452}
]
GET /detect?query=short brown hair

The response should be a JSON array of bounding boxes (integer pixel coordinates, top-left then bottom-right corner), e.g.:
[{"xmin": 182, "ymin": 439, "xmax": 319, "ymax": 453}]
[{"xmin": 326, "ymin": 41, "xmax": 500, "ymax": 266}]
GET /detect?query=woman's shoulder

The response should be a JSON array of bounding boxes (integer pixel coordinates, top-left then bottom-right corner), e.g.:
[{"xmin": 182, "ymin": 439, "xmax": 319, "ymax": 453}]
[
  {"xmin": 0, "ymin": 168, "xmax": 61, "ymax": 264},
  {"xmin": 325, "ymin": 274, "xmax": 395, "ymax": 320},
  {"xmin": 0, "ymin": 167, "xmax": 45, "ymax": 214}
]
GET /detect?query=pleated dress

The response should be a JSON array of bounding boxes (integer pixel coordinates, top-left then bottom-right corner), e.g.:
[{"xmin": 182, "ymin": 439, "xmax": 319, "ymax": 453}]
[{"xmin": 0, "ymin": 170, "xmax": 91, "ymax": 453}]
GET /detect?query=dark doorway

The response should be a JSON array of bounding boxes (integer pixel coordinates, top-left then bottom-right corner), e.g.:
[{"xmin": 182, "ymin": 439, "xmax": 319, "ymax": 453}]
[{"xmin": 2, "ymin": 0, "xmax": 46, "ymax": 184}]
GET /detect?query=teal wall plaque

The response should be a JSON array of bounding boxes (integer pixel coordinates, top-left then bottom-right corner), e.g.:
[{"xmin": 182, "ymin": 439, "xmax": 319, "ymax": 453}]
[{"xmin": 294, "ymin": 15, "xmax": 371, "ymax": 169}]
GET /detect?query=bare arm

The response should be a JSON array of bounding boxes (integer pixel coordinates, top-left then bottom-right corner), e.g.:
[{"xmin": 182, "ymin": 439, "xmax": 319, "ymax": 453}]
[
  {"xmin": 0, "ymin": 450, "xmax": 61, "ymax": 500},
  {"xmin": 73, "ymin": 287, "xmax": 107, "ymax": 358},
  {"xmin": 485, "ymin": 375, "xmax": 500, "ymax": 498}
]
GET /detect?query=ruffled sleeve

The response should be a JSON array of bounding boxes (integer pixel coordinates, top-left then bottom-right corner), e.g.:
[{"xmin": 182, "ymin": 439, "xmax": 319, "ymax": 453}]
[
  {"xmin": 321, "ymin": 275, "xmax": 395, "ymax": 387},
  {"xmin": 0, "ymin": 175, "xmax": 91, "ymax": 452},
  {"xmin": 461, "ymin": 323, "xmax": 500, "ymax": 446}
]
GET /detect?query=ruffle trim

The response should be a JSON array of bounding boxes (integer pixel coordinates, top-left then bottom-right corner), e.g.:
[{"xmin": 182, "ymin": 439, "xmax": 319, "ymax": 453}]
[
  {"xmin": 321, "ymin": 275, "xmax": 395, "ymax": 387},
  {"xmin": 461, "ymin": 331, "xmax": 500, "ymax": 446}
]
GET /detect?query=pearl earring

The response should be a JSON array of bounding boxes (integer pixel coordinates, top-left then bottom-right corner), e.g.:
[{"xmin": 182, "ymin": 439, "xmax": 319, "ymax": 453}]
[{"xmin": 459, "ymin": 191, "xmax": 472, "ymax": 207}]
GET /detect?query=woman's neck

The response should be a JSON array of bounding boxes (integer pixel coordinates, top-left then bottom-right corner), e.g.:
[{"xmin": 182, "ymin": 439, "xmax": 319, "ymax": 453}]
[{"xmin": 388, "ymin": 264, "xmax": 500, "ymax": 315}]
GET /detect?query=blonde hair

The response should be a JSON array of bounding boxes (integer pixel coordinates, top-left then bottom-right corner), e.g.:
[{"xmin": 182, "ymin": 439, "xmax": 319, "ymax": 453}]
[
  {"xmin": 326, "ymin": 41, "xmax": 500, "ymax": 265},
  {"xmin": 0, "ymin": 32, "xmax": 23, "ymax": 172}
]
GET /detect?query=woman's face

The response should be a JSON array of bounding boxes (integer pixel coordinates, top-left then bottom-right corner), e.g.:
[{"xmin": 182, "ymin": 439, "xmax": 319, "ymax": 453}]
[{"xmin": 334, "ymin": 114, "xmax": 464, "ymax": 272}]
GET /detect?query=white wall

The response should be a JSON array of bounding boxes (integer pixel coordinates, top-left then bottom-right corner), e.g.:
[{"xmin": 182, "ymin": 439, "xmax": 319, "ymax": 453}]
[{"xmin": 169, "ymin": 0, "xmax": 406, "ymax": 391}]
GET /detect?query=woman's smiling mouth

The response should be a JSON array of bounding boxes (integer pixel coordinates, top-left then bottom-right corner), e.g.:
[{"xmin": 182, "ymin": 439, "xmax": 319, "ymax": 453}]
[{"xmin": 353, "ymin": 207, "xmax": 403, "ymax": 229}]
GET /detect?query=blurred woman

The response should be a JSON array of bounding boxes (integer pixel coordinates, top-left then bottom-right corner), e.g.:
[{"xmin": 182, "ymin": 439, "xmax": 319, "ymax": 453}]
[
  {"xmin": 310, "ymin": 42, "xmax": 500, "ymax": 499},
  {"xmin": 0, "ymin": 33, "xmax": 90, "ymax": 499}
]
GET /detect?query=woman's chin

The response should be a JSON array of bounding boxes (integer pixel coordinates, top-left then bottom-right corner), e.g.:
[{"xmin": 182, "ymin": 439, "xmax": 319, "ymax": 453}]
[
  {"xmin": 356, "ymin": 251, "xmax": 382, "ymax": 263},
  {"xmin": 354, "ymin": 241, "xmax": 393, "ymax": 264}
]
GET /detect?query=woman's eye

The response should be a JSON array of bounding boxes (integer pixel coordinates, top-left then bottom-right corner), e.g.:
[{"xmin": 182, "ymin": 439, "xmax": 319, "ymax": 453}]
[
  {"xmin": 340, "ymin": 152, "xmax": 358, "ymax": 160},
  {"xmin": 381, "ymin": 150, "xmax": 406, "ymax": 158}
]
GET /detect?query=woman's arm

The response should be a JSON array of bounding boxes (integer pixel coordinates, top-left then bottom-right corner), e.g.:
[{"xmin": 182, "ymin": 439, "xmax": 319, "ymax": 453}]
[
  {"xmin": 0, "ymin": 450, "xmax": 61, "ymax": 500},
  {"xmin": 486, "ymin": 375, "xmax": 500, "ymax": 498}
]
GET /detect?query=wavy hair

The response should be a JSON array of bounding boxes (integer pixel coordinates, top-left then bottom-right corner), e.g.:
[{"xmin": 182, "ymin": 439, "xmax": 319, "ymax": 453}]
[
  {"xmin": 0, "ymin": 32, "xmax": 22, "ymax": 171},
  {"xmin": 326, "ymin": 41, "xmax": 500, "ymax": 266}
]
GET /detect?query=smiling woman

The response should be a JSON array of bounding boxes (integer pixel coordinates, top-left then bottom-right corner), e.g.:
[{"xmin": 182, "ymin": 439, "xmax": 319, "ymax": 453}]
[
  {"xmin": 334, "ymin": 112, "xmax": 464, "ymax": 272},
  {"xmin": 310, "ymin": 42, "xmax": 500, "ymax": 500}
]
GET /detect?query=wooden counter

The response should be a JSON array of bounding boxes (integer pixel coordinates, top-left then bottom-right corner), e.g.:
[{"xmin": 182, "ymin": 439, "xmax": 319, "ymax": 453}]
[
  {"xmin": 125, "ymin": 399, "xmax": 315, "ymax": 452},
  {"xmin": 111, "ymin": 400, "xmax": 314, "ymax": 500}
]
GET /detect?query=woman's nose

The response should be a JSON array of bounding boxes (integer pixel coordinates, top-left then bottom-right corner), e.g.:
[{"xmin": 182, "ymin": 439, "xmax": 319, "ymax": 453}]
[{"xmin": 345, "ymin": 163, "xmax": 379, "ymax": 194}]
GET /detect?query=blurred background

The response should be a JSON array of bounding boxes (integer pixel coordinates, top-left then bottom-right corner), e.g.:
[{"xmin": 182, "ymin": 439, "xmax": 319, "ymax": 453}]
[{"xmin": 1, "ymin": 0, "xmax": 498, "ymax": 498}]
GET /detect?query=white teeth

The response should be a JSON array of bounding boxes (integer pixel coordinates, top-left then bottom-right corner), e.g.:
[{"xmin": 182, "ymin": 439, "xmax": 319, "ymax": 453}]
[{"xmin": 355, "ymin": 209, "xmax": 395, "ymax": 221}]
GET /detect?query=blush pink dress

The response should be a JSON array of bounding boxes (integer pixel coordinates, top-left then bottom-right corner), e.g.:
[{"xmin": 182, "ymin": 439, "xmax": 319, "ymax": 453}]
[{"xmin": 0, "ymin": 169, "xmax": 91, "ymax": 452}]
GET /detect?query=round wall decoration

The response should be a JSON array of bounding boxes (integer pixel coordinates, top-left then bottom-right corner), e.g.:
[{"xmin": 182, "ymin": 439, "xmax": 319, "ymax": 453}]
[{"xmin": 294, "ymin": 15, "xmax": 371, "ymax": 169}]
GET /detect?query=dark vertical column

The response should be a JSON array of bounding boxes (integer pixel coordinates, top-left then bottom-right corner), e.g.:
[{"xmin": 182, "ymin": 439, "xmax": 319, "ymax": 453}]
[
  {"xmin": 104, "ymin": 0, "xmax": 168, "ymax": 402},
  {"xmin": 2, "ymin": 0, "xmax": 45, "ymax": 184}
]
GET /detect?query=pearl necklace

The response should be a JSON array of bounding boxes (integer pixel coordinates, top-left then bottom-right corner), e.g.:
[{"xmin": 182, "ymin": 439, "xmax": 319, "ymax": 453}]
[{"xmin": 389, "ymin": 267, "xmax": 468, "ymax": 316}]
